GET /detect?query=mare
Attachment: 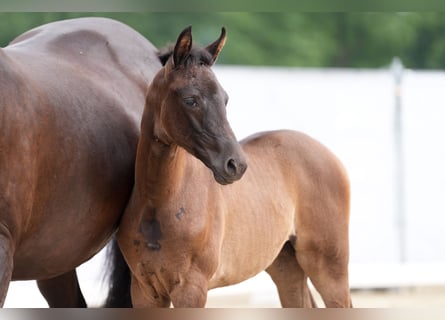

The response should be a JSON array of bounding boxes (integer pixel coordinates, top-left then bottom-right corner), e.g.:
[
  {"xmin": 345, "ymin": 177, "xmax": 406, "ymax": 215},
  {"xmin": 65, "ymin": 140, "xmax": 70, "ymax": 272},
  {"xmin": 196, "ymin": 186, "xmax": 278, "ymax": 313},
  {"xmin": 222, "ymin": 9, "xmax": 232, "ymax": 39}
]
[
  {"xmin": 117, "ymin": 26, "xmax": 353, "ymax": 307},
  {"xmin": 0, "ymin": 17, "xmax": 161, "ymax": 306}
]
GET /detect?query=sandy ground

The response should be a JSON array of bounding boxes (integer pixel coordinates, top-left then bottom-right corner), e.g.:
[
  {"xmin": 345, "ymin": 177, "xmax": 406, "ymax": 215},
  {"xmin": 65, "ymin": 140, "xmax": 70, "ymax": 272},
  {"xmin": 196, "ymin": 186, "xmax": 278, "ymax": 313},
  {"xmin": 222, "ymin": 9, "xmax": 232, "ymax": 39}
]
[
  {"xmin": 4, "ymin": 282, "xmax": 445, "ymax": 308},
  {"xmin": 349, "ymin": 287, "xmax": 445, "ymax": 308},
  {"xmin": 205, "ymin": 286, "xmax": 445, "ymax": 308}
]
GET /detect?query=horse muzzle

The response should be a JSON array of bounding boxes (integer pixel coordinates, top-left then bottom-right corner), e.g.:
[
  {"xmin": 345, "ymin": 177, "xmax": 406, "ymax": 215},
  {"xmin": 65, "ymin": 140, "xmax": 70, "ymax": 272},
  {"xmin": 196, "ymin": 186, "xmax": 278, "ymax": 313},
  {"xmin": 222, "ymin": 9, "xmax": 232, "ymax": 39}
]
[{"xmin": 213, "ymin": 154, "xmax": 248, "ymax": 185}]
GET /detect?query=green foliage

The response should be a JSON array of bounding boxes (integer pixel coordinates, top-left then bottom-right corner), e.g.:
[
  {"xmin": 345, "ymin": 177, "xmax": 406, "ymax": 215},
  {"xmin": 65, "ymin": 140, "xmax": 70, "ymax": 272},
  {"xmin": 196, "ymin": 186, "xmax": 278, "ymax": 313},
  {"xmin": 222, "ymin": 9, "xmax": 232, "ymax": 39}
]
[{"xmin": 1, "ymin": 12, "xmax": 445, "ymax": 69}]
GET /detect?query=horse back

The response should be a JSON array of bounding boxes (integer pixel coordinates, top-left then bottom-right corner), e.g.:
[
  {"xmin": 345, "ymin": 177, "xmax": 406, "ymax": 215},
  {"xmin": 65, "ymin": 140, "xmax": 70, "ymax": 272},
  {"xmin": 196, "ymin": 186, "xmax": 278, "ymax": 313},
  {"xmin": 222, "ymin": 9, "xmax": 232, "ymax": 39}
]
[
  {"xmin": 241, "ymin": 129, "xmax": 350, "ymax": 213},
  {"xmin": 7, "ymin": 17, "xmax": 158, "ymax": 101}
]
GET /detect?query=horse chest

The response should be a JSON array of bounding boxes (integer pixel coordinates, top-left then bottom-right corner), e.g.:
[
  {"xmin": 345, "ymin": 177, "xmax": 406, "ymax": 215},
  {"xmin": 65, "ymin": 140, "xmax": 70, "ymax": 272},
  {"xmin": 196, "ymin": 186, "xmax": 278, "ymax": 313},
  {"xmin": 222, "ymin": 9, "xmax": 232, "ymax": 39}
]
[{"xmin": 137, "ymin": 202, "xmax": 212, "ymax": 253}]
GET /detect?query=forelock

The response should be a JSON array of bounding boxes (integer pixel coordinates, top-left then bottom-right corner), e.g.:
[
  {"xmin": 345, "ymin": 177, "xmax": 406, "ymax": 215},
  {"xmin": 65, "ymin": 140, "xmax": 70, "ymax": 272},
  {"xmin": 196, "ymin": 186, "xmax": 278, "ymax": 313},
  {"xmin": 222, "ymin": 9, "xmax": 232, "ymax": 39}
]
[{"xmin": 157, "ymin": 46, "xmax": 212, "ymax": 67}]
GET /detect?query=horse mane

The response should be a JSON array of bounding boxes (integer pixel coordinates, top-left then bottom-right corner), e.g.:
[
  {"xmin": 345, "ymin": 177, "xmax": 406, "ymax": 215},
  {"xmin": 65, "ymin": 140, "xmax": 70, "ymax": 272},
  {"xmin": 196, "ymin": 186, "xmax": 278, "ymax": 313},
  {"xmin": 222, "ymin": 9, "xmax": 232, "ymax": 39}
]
[
  {"xmin": 157, "ymin": 44, "xmax": 174, "ymax": 65},
  {"xmin": 157, "ymin": 44, "xmax": 213, "ymax": 67}
]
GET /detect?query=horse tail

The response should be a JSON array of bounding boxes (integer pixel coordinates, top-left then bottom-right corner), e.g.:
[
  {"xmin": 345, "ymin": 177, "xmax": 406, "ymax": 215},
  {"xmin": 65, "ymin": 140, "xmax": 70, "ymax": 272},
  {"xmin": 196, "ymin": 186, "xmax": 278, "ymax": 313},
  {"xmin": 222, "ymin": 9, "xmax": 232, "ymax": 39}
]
[{"xmin": 103, "ymin": 236, "xmax": 132, "ymax": 307}]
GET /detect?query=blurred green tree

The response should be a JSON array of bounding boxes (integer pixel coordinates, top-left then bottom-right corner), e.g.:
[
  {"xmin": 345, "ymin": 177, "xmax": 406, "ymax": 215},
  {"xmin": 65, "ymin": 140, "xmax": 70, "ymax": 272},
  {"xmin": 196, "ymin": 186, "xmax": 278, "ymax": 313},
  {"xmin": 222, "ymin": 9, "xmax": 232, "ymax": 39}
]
[{"xmin": 1, "ymin": 12, "xmax": 445, "ymax": 69}]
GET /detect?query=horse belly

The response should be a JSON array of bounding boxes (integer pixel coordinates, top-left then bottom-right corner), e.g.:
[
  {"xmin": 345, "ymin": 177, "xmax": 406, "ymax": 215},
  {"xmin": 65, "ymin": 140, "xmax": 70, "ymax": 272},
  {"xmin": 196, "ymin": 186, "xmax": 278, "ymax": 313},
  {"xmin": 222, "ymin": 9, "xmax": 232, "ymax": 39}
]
[
  {"xmin": 10, "ymin": 109, "xmax": 136, "ymax": 280},
  {"xmin": 209, "ymin": 198, "xmax": 294, "ymax": 289},
  {"xmin": 11, "ymin": 186, "xmax": 124, "ymax": 280}
]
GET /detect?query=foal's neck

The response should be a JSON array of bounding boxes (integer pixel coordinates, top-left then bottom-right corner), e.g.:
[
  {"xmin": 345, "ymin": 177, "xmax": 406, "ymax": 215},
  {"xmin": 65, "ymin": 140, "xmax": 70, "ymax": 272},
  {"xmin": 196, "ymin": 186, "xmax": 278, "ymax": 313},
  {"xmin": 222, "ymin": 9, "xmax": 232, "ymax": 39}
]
[{"xmin": 134, "ymin": 99, "xmax": 188, "ymax": 209}]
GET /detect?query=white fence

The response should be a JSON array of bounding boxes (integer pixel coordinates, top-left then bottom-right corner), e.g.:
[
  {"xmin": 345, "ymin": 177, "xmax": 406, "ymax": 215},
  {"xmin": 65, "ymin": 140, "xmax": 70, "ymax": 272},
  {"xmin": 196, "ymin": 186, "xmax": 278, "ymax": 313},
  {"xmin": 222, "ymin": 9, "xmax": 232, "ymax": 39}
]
[{"xmin": 6, "ymin": 65, "xmax": 445, "ymax": 307}]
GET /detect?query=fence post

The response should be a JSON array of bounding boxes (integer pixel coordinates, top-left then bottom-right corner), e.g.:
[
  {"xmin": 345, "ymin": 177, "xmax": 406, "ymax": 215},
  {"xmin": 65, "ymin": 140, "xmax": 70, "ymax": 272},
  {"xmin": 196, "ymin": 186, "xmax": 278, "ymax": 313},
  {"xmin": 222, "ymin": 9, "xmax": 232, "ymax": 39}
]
[{"xmin": 391, "ymin": 56, "xmax": 406, "ymax": 263}]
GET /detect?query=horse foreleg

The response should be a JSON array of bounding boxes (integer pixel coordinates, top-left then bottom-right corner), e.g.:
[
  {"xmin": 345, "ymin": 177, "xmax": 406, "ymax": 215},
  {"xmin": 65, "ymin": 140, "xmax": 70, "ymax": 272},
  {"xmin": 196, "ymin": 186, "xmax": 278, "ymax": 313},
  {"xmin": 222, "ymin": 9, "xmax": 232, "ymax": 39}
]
[
  {"xmin": 266, "ymin": 241, "xmax": 316, "ymax": 308},
  {"xmin": 0, "ymin": 230, "xmax": 14, "ymax": 306},
  {"xmin": 37, "ymin": 269, "xmax": 87, "ymax": 307},
  {"xmin": 130, "ymin": 275, "xmax": 171, "ymax": 308},
  {"xmin": 169, "ymin": 272, "xmax": 208, "ymax": 308}
]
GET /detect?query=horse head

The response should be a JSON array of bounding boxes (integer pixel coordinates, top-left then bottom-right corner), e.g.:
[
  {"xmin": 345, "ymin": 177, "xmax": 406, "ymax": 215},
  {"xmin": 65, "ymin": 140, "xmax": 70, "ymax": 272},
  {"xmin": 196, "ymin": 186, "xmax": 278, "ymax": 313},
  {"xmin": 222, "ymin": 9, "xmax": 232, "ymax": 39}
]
[{"xmin": 152, "ymin": 26, "xmax": 247, "ymax": 185}]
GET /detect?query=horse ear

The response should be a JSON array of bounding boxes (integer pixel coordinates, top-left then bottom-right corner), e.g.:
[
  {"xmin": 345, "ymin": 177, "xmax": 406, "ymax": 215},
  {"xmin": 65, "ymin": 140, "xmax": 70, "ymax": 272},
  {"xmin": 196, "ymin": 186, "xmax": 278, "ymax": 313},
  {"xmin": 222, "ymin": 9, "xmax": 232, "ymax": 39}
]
[
  {"xmin": 206, "ymin": 27, "xmax": 226, "ymax": 65},
  {"xmin": 173, "ymin": 26, "xmax": 192, "ymax": 67}
]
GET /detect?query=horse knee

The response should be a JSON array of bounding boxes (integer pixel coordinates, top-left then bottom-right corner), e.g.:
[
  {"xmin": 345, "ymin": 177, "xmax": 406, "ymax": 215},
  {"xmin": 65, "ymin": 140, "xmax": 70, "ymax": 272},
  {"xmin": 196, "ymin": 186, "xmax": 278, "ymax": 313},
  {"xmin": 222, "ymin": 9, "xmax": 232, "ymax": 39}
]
[
  {"xmin": 169, "ymin": 277, "xmax": 208, "ymax": 308},
  {"xmin": 130, "ymin": 276, "xmax": 171, "ymax": 308}
]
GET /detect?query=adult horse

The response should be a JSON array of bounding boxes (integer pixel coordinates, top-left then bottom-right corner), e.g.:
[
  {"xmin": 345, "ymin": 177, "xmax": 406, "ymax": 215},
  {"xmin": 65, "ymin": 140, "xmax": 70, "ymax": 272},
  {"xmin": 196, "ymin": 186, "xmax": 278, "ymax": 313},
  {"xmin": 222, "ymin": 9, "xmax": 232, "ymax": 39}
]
[
  {"xmin": 0, "ymin": 17, "xmax": 161, "ymax": 306},
  {"xmin": 117, "ymin": 26, "xmax": 353, "ymax": 307}
]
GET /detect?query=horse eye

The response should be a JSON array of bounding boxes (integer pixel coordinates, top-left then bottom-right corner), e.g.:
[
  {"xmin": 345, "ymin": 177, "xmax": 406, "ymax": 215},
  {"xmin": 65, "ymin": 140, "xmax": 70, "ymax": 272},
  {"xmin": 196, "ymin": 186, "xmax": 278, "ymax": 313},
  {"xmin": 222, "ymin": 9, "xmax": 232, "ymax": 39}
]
[{"xmin": 183, "ymin": 97, "xmax": 198, "ymax": 107}]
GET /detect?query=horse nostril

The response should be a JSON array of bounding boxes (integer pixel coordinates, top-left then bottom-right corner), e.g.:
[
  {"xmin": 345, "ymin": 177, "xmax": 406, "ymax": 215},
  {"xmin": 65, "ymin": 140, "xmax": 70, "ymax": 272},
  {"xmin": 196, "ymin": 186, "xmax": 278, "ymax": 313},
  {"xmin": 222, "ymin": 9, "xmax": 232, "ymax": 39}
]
[
  {"xmin": 225, "ymin": 158, "xmax": 238, "ymax": 176},
  {"xmin": 225, "ymin": 158, "xmax": 247, "ymax": 177}
]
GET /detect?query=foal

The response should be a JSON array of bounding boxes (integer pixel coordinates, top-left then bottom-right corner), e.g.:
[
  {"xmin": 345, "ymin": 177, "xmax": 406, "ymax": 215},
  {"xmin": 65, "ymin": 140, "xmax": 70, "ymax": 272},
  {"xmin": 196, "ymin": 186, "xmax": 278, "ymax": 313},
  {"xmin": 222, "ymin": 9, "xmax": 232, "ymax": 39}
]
[{"xmin": 118, "ymin": 26, "xmax": 352, "ymax": 308}]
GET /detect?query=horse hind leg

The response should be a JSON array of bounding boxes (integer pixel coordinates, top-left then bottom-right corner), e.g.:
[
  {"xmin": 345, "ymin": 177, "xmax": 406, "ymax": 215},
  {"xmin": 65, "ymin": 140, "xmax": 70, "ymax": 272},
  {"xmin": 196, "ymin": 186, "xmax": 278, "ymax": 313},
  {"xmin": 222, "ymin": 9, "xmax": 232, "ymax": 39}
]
[
  {"xmin": 295, "ymin": 235, "xmax": 353, "ymax": 308},
  {"xmin": 37, "ymin": 269, "xmax": 87, "ymax": 307},
  {"xmin": 265, "ymin": 241, "xmax": 316, "ymax": 308}
]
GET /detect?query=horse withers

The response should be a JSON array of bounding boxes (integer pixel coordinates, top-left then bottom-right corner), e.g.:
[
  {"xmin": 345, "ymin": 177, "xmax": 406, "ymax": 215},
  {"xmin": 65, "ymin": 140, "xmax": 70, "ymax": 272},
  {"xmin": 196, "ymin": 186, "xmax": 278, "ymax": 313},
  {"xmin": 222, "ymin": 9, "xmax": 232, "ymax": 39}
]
[
  {"xmin": 117, "ymin": 26, "xmax": 352, "ymax": 307},
  {"xmin": 0, "ymin": 17, "xmax": 161, "ymax": 306}
]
